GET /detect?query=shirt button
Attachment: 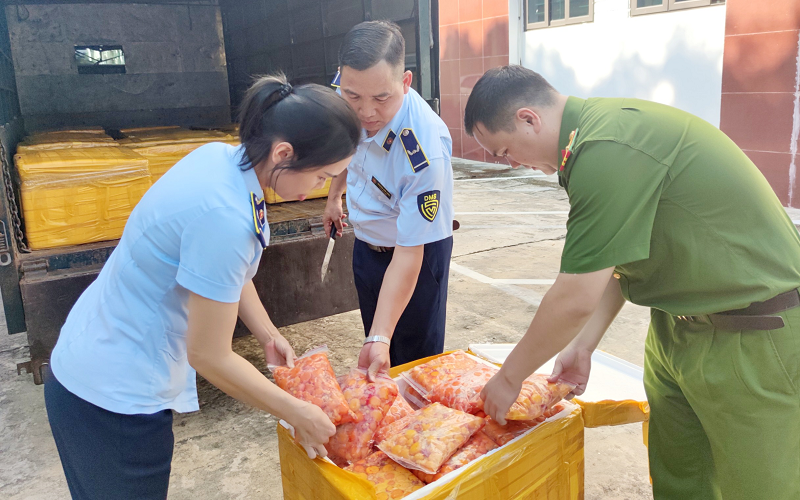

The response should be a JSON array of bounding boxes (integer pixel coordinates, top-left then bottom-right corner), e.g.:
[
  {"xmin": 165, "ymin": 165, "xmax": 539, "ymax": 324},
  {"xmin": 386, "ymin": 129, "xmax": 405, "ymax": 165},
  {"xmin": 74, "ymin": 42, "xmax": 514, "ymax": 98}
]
[{"xmin": 613, "ymin": 273, "xmax": 621, "ymax": 280}]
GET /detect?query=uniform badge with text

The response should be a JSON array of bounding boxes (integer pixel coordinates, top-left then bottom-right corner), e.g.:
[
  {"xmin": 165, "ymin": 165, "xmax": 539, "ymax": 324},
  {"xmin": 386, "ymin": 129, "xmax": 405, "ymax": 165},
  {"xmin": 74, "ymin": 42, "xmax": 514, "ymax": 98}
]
[{"xmin": 417, "ymin": 190, "xmax": 440, "ymax": 222}]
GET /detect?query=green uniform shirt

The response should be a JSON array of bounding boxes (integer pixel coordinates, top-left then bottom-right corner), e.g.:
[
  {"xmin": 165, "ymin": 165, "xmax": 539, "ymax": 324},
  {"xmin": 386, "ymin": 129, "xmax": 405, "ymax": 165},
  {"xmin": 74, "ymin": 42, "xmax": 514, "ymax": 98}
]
[{"xmin": 557, "ymin": 96, "xmax": 800, "ymax": 315}]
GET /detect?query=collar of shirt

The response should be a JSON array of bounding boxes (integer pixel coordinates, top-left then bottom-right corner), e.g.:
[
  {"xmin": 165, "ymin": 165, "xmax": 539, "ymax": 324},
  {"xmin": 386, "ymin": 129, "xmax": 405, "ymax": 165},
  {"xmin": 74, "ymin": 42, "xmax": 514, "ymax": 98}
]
[
  {"xmin": 362, "ymin": 91, "xmax": 410, "ymax": 150},
  {"xmin": 232, "ymin": 145, "xmax": 265, "ymax": 198},
  {"xmin": 557, "ymin": 96, "xmax": 586, "ymax": 188}
]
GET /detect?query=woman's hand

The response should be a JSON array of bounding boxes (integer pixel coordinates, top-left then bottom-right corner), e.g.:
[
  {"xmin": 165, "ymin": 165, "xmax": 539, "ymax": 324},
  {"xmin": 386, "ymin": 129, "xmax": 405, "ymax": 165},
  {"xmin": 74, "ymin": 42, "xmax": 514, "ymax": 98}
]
[
  {"xmin": 289, "ymin": 402, "xmax": 336, "ymax": 459},
  {"xmin": 480, "ymin": 368, "xmax": 522, "ymax": 426},
  {"xmin": 263, "ymin": 334, "xmax": 297, "ymax": 368},
  {"xmin": 357, "ymin": 341, "xmax": 390, "ymax": 382},
  {"xmin": 548, "ymin": 346, "xmax": 592, "ymax": 398},
  {"xmin": 323, "ymin": 199, "xmax": 348, "ymax": 238}
]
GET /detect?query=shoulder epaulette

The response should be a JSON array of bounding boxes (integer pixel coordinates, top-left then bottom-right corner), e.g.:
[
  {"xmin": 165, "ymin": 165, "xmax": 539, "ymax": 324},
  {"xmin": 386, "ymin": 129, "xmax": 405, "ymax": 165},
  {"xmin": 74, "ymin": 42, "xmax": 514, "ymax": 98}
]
[{"xmin": 399, "ymin": 128, "xmax": 429, "ymax": 173}]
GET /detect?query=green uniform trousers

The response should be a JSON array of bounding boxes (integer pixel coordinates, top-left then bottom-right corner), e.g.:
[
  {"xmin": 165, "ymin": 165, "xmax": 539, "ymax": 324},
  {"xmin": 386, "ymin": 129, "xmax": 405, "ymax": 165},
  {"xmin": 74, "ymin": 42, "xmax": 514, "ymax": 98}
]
[{"xmin": 644, "ymin": 305, "xmax": 800, "ymax": 499}]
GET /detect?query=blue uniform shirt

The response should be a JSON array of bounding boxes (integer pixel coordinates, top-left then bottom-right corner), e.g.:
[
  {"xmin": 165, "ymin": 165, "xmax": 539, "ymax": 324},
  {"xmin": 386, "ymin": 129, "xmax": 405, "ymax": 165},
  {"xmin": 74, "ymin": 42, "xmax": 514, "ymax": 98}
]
[
  {"xmin": 50, "ymin": 143, "xmax": 266, "ymax": 415},
  {"xmin": 346, "ymin": 88, "xmax": 454, "ymax": 247}
]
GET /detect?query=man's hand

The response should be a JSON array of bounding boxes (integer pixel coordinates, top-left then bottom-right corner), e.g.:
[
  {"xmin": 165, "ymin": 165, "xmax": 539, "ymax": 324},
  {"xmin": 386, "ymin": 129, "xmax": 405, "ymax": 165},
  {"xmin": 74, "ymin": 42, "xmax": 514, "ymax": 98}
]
[
  {"xmin": 480, "ymin": 368, "xmax": 522, "ymax": 426},
  {"xmin": 548, "ymin": 346, "xmax": 592, "ymax": 399},
  {"xmin": 263, "ymin": 334, "xmax": 297, "ymax": 368},
  {"xmin": 323, "ymin": 199, "xmax": 348, "ymax": 238},
  {"xmin": 358, "ymin": 341, "xmax": 390, "ymax": 381}
]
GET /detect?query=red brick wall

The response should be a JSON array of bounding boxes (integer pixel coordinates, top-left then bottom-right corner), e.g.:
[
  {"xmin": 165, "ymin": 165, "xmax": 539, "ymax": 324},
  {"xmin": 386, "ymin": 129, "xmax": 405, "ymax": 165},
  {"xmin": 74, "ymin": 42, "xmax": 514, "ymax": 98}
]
[
  {"xmin": 720, "ymin": 0, "xmax": 800, "ymax": 207},
  {"xmin": 439, "ymin": 0, "xmax": 510, "ymax": 161}
]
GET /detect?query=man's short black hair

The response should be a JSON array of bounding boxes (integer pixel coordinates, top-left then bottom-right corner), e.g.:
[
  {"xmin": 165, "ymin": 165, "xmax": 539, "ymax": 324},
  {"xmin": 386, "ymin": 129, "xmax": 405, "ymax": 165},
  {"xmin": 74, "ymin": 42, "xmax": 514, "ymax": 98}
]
[
  {"xmin": 464, "ymin": 65, "xmax": 558, "ymax": 136},
  {"xmin": 339, "ymin": 20, "xmax": 405, "ymax": 73}
]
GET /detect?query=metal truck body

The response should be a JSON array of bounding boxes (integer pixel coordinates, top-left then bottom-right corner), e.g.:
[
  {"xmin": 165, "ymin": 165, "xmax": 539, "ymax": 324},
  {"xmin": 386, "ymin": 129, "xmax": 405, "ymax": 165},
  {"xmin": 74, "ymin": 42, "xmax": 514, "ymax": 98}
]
[{"xmin": 0, "ymin": 0, "xmax": 439, "ymax": 383}]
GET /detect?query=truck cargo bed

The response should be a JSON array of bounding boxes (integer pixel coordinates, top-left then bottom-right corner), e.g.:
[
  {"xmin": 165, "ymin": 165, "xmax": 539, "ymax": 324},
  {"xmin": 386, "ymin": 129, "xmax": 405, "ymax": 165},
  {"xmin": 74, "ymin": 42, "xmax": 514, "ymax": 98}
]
[{"xmin": 16, "ymin": 197, "xmax": 357, "ymax": 384}]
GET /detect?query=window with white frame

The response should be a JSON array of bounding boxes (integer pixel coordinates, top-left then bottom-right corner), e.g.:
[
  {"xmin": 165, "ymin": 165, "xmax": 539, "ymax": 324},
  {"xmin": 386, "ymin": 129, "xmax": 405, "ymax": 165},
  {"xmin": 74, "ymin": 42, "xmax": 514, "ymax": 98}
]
[
  {"xmin": 631, "ymin": 0, "xmax": 725, "ymax": 16},
  {"xmin": 525, "ymin": 0, "xmax": 594, "ymax": 30}
]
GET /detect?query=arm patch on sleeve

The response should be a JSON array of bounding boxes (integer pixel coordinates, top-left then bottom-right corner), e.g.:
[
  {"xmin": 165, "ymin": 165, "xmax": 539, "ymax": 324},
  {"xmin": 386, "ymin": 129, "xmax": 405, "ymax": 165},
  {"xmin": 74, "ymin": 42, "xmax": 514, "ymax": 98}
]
[{"xmin": 417, "ymin": 190, "xmax": 440, "ymax": 222}]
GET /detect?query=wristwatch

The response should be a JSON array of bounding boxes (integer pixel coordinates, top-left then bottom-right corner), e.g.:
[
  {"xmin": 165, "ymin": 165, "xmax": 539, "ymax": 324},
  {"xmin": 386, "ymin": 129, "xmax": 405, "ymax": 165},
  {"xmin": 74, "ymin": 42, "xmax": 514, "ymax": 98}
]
[{"xmin": 363, "ymin": 335, "xmax": 391, "ymax": 346}]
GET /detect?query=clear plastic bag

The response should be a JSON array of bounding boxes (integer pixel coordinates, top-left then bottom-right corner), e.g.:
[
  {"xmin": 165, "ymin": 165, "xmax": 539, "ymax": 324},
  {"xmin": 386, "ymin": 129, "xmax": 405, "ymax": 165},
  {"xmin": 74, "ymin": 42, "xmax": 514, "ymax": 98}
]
[
  {"xmin": 326, "ymin": 368, "xmax": 399, "ymax": 463},
  {"xmin": 403, "ymin": 350, "xmax": 480, "ymax": 394},
  {"xmin": 401, "ymin": 383, "xmax": 428, "ymax": 409},
  {"xmin": 425, "ymin": 364, "xmax": 497, "ymax": 414},
  {"xmin": 482, "ymin": 417, "xmax": 542, "ymax": 447},
  {"xmin": 482, "ymin": 401, "xmax": 570, "ymax": 446},
  {"xmin": 426, "ymin": 365, "xmax": 575, "ymax": 421},
  {"xmin": 270, "ymin": 346, "xmax": 358, "ymax": 426},
  {"xmin": 344, "ymin": 451, "xmax": 425, "ymax": 499},
  {"xmin": 374, "ymin": 395, "xmax": 414, "ymax": 442},
  {"xmin": 412, "ymin": 430, "xmax": 498, "ymax": 484},
  {"xmin": 506, "ymin": 374, "xmax": 575, "ymax": 421},
  {"xmin": 374, "ymin": 410, "xmax": 416, "ymax": 446},
  {"xmin": 378, "ymin": 402, "xmax": 485, "ymax": 475}
]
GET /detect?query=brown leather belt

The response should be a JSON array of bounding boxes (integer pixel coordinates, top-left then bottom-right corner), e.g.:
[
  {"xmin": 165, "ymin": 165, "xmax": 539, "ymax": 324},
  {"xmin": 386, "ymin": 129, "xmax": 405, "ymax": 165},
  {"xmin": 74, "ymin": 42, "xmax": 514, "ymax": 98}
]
[
  {"xmin": 366, "ymin": 243, "xmax": 394, "ymax": 253},
  {"xmin": 676, "ymin": 289, "xmax": 800, "ymax": 331}
]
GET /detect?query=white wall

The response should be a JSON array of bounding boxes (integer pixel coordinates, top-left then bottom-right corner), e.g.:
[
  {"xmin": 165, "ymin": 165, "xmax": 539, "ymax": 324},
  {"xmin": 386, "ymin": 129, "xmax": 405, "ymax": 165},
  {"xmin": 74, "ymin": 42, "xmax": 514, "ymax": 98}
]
[{"xmin": 514, "ymin": 0, "xmax": 726, "ymax": 126}]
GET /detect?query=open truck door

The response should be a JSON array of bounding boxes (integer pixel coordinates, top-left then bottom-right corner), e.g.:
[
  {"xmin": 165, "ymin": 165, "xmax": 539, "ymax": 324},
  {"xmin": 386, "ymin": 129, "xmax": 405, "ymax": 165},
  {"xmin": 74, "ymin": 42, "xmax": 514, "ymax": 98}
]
[{"xmin": 0, "ymin": 0, "xmax": 439, "ymax": 383}]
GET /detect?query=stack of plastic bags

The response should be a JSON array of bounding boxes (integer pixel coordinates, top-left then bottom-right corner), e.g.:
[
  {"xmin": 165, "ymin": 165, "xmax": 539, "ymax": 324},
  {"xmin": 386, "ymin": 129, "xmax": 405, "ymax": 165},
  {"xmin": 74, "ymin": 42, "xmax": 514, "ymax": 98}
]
[
  {"xmin": 12, "ymin": 126, "xmax": 242, "ymax": 249},
  {"xmin": 271, "ymin": 348, "xmax": 575, "ymax": 498},
  {"xmin": 117, "ymin": 127, "xmax": 239, "ymax": 182},
  {"xmin": 14, "ymin": 147, "xmax": 151, "ymax": 250},
  {"xmin": 16, "ymin": 129, "xmax": 118, "ymax": 152}
]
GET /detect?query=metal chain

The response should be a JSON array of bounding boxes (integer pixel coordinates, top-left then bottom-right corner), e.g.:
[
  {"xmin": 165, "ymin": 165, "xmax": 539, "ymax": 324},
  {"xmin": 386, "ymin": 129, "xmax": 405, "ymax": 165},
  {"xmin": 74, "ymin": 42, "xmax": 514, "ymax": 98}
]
[{"xmin": 0, "ymin": 141, "xmax": 30, "ymax": 253}]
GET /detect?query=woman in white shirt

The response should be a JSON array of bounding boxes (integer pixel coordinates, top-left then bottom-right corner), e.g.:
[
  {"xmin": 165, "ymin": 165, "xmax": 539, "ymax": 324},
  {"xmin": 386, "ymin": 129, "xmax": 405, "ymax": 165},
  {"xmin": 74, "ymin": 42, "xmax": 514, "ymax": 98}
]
[{"xmin": 44, "ymin": 73, "xmax": 361, "ymax": 500}]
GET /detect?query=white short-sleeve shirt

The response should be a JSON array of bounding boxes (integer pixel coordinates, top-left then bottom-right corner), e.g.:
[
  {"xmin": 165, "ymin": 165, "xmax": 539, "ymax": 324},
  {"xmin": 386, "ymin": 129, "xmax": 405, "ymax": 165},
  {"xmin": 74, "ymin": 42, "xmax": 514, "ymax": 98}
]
[
  {"xmin": 345, "ymin": 89, "xmax": 454, "ymax": 247},
  {"xmin": 50, "ymin": 143, "xmax": 266, "ymax": 414}
]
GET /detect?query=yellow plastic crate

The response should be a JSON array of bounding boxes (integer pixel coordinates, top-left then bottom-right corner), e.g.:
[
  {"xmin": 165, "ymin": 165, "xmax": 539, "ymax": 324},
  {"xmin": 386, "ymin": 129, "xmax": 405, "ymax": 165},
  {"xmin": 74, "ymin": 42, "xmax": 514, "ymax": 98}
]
[
  {"xmin": 15, "ymin": 148, "xmax": 151, "ymax": 250},
  {"xmin": 278, "ymin": 353, "xmax": 585, "ymax": 500}
]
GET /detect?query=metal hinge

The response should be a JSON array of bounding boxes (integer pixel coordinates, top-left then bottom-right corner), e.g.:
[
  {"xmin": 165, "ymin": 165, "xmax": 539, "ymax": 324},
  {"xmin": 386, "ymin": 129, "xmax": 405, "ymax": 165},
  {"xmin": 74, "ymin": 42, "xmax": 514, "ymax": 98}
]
[
  {"xmin": 428, "ymin": 98, "xmax": 440, "ymax": 115},
  {"xmin": 0, "ymin": 220, "xmax": 13, "ymax": 266},
  {"xmin": 20, "ymin": 259, "xmax": 47, "ymax": 277},
  {"xmin": 17, "ymin": 360, "xmax": 47, "ymax": 385}
]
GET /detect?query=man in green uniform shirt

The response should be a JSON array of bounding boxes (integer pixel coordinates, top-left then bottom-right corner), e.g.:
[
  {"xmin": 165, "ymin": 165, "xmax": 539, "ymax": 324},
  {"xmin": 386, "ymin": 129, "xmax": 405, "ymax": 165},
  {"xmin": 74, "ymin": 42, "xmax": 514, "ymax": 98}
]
[{"xmin": 464, "ymin": 65, "xmax": 800, "ymax": 499}]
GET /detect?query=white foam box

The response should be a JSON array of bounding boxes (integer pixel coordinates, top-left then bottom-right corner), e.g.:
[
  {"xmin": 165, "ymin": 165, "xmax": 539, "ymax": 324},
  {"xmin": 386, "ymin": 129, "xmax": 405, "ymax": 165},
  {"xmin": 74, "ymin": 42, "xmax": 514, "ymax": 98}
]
[{"xmin": 469, "ymin": 344, "xmax": 650, "ymax": 428}]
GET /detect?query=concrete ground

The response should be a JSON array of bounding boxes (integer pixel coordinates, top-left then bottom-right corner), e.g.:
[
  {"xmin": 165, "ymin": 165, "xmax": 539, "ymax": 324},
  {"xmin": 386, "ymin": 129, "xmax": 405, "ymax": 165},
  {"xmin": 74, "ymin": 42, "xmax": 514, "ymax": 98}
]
[{"xmin": 0, "ymin": 159, "xmax": 656, "ymax": 499}]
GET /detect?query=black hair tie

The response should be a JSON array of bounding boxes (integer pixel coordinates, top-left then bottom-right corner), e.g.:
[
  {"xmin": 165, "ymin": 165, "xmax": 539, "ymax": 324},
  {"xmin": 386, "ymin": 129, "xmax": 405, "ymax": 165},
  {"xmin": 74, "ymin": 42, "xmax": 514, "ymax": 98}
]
[{"xmin": 279, "ymin": 83, "xmax": 293, "ymax": 98}]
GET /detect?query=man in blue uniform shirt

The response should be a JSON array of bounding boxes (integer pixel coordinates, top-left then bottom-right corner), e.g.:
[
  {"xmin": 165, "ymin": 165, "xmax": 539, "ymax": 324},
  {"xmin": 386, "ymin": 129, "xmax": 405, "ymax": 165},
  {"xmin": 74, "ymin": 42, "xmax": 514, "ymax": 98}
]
[{"xmin": 324, "ymin": 20, "xmax": 454, "ymax": 378}]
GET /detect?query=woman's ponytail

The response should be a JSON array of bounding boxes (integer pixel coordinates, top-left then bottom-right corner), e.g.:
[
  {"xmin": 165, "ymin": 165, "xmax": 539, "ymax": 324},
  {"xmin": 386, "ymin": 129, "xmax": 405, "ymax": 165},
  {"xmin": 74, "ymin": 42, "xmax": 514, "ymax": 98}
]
[{"xmin": 236, "ymin": 73, "xmax": 360, "ymax": 174}]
